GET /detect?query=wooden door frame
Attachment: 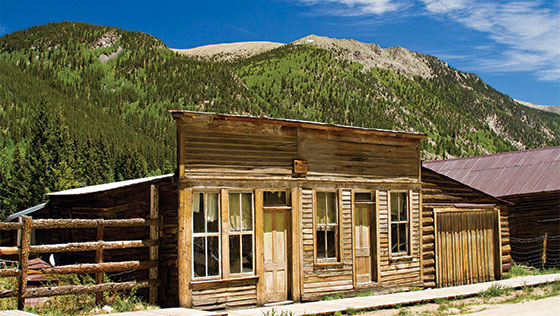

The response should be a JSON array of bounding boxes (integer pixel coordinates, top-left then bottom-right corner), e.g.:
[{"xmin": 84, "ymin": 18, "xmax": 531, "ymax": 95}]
[{"xmin": 256, "ymin": 188, "xmax": 299, "ymax": 305}]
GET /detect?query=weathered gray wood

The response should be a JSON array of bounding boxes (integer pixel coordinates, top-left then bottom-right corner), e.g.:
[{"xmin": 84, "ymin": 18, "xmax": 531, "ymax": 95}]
[
  {"xmin": 17, "ymin": 216, "xmax": 31, "ymax": 310},
  {"xmin": 27, "ymin": 260, "xmax": 157, "ymax": 275},
  {"xmin": 23, "ymin": 280, "xmax": 160, "ymax": 298},
  {"xmin": 28, "ymin": 239, "xmax": 157, "ymax": 253},
  {"xmin": 29, "ymin": 218, "xmax": 157, "ymax": 229},
  {"xmin": 149, "ymin": 184, "xmax": 159, "ymax": 305}
]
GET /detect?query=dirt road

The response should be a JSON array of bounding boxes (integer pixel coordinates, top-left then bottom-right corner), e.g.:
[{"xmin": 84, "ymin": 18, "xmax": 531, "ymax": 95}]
[{"xmin": 464, "ymin": 296, "xmax": 560, "ymax": 316}]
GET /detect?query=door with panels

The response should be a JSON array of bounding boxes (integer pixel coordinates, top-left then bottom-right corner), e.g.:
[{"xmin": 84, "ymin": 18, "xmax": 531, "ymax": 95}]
[
  {"xmin": 262, "ymin": 191, "xmax": 291, "ymax": 302},
  {"xmin": 354, "ymin": 191, "xmax": 378, "ymax": 285}
]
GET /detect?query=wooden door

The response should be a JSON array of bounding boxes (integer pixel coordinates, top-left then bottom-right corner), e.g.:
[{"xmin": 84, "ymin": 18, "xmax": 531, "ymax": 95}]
[
  {"xmin": 354, "ymin": 202, "xmax": 376, "ymax": 284},
  {"xmin": 263, "ymin": 209, "xmax": 289, "ymax": 302},
  {"xmin": 435, "ymin": 209, "xmax": 500, "ymax": 287}
]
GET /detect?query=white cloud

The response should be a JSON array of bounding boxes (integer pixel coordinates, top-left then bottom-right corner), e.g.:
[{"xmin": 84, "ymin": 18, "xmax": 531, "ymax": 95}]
[
  {"xmin": 421, "ymin": 0, "xmax": 560, "ymax": 81},
  {"xmin": 298, "ymin": 0, "xmax": 402, "ymax": 15}
]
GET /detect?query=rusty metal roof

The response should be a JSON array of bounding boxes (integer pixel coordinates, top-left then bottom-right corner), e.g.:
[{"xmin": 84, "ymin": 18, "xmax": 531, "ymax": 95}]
[{"xmin": 423, "ymin": 146, "xmax": 560, "ymax": 197}]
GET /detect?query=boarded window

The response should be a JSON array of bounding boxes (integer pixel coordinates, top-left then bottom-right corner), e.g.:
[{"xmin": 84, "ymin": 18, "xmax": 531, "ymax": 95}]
[
  {"xmin": 390, "ymin": 192, "xmax": 409, "ymax": 254},
  {"xmin": 192, "ymin": 192, "xmax": 220, "ymax": 278},
  {"xmin": 316, "ymin": 192, "xmax": 338, "ymax": 260},
  {"xmin": 229, "ymin": 192, "xmax": 254, "ymax": 274}
]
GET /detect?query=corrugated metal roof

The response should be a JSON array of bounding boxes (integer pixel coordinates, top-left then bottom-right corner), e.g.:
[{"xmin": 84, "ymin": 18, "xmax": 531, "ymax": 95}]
[
  {"xmin": 5, "ymin": 202, "xmax": 47, "ymax": 222},
  {"xmin": 423, "ymin": 146, "xmax": 560, "ymax": 197},
  {"xmin": 48, "ymin": 174, "xmax": 173, "ymax": 196}
]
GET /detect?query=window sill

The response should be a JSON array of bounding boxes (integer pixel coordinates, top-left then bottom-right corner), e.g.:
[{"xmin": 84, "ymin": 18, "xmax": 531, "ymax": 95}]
[
  {"xmin": 190, "ymin": 275, "xmax": 259, "ymax": 291},
  {"xmin": 389, "ymin": 254, "xmax": 414, "ymax": 261},
  {"xmin": 314, "ymin": 260, "xmax": 345, "ymax": 268}
]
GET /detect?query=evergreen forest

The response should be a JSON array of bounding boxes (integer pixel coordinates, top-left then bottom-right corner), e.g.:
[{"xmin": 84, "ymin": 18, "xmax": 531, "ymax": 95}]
[{"xmin": 1, "ymin": 22, "xmax": 559, "ymax": 219}]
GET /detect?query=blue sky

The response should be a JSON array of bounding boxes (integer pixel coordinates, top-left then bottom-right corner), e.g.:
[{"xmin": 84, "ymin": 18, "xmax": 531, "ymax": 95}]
[{"xmin": 1, "ymin": 0, "xmax": 558, "ymax": 106}]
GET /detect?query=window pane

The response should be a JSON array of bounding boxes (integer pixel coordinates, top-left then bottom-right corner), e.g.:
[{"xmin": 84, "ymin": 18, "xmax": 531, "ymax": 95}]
[
  {"xmin": 326, "ymin": 192, "xmax": 336, "ymax": 224},
  {"xmin": 207, "ymin": 193, "xmax": 219, "ymax": 233},
  {"xmin": 207, "ymin": 236, "xmax": 220, "ymax": 276},
  {"xmin": 264, "ymin": 213, "xmax": 273, "ymax": 261},
  {"xmin": 316, "ymin": 192, "xmax": 326, "ymax": 224},
  {"xmin": 391, "ymin": 224, "xmax": 398, "ymax": 253},
  {"xmin": 193, "ymin": 193, "xmax": 205, "ymax": 233},
  {"xmin": 399, "ymin": 223, "xmax": 407, "ymax": 253},
  {"xmin": 390, "ymin": 193, "xmax": 398, "ymax": 221},
  {"xmin": 229, "ymin": 193, "xmax": 241, "ymax": 232},
  {"xmin": 316, "ymin": 229, "xmax": 326, "ymax": 259},
  {"xmin": 355, "ymin": 192, "xmax": 372, "ymax": 201},
  {"xmin": 242, "ymin": 235, "xmax": 253, "ymax": 273},
  {"xmin": 264, "ymin": 191, "xmax": 287, "ymax": 206},
  {"xmin": 229, "ymin": 235, "xmax": 241, "ymax": 274},
  {"xmin": 193, "ymin": 237, "xmax": 206, "ymax": 277},
  {"xmin": 326, "ymin": 227, "xmax": 337, "ymax": 258},
  {"xmin": 399, "ymin": 193, "xmax": 408, "ymax": 221},
  {"xmin": 242, "ymin": 193, "xmax": 253, "ymax": 231}
]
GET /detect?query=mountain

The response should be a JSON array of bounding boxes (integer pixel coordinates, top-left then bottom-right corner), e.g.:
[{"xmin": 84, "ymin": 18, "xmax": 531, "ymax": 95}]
[
  {"xmin": 0, "ymin": 22, "xmax": 559, "ymax": 219},
  {"xmin": 515, "ymin": 99, "xmax": 560, "ymax": 115}
]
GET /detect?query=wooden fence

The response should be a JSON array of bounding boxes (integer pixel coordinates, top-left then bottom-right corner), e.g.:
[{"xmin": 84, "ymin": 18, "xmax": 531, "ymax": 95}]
[{"xmin": 0, "ymin": 193, "xmax": 159, "ymax": 310}]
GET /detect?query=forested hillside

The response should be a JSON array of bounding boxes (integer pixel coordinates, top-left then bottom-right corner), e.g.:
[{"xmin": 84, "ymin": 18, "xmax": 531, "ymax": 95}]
[{"xmin": 1, "ymin": 22, "xmax": 558, "ymax": 219}]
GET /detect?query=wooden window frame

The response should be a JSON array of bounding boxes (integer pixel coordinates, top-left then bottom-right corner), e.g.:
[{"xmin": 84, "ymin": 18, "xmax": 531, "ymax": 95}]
[
  {"xmin": 313, "ymin": 190, "xmax": 342, "ymax": 264},
  {"xmin": 192, "ymin": 190, "xmax": 222, "ymax": 281},
  {"xmin": 228, "ymin": 191, "xmax": 256, "ymax": 277},
  {"xmin": 388, "ymin": 190, "xmax": 411, "ymax": 258}
]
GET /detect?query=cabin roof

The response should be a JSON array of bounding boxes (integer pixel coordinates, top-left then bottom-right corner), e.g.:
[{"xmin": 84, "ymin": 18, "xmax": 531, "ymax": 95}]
[
  {"xmin": 423, "ymin": 146, "xmax": 560, "ymax": 197},
  {"xmin": 48, "ymin": 174, "xmax": 173, "ymax": 196},
  {"xmin": 169, "ymin": 110, "xmax": 427, "ymax": 139},
  {"xmin": 5, "ymin": 202, "xmax": 48, "ymax": 222}
]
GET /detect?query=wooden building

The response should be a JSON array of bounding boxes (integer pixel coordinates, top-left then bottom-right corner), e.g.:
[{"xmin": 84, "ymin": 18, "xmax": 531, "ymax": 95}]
[
  {"xmin": 170, "ymin": 110, "xmax": 427, "ymax": 309},
  {"xmin": 2, "ymin": 111, "xmax": 519, "ymax": 310},
  {"xmin": 421, "ymin": 167, "xmax": 511, "ymax": 288},
  {"xmin": 424, "ymin": 146, "xmax": 560, "ymax": 268}
]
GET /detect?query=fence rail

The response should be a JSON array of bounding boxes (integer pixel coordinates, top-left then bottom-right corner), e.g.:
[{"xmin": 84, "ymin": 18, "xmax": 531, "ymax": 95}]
[
  {"xmin": 510, "ymin": 234, "xmax": 560, "ymax": 269},
  {"xmin": 0, "ymin": 185, "xmax": 160, "ymax": 310}
]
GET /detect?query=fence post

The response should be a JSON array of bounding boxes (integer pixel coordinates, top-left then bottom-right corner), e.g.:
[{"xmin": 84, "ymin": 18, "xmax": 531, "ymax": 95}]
[
  {"xmin": 17, "ymin": 216, "xmax": 31, "ymax": 310},
  {"xmin": 149, "ymin": 185, "xmax": 159, "ymax": 305},
  {"xmin": 95, "ymin": 221, "xmax": 104, "ymax": 305},
  {"xmin": 542, "ymin": 233, "xmax": 547, "ymax": 270}
]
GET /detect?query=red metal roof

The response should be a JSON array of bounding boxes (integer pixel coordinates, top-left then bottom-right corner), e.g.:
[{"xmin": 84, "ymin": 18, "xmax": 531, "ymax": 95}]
[{"xmin": 423, "ymin": 146, "xmax": 560, "ymax": 197}]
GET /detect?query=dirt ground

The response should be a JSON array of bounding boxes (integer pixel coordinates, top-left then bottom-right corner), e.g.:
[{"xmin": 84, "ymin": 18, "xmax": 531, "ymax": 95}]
[{"xmin": 358, "ymin": 287, "xmax": 554, "ymax": 316}]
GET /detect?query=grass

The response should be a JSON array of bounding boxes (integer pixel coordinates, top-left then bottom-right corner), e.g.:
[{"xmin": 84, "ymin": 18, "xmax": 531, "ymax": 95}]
[
  {"xmin": 262, "ymin": 308, "xmax": 294, "ymax": 316},
  {"xmin": 0, "ymin": 273, "xmax": 155, "ymax": 315},
  {"xmin": 505, "ymin": 265, "xmax": 560, "ymax": 279}
]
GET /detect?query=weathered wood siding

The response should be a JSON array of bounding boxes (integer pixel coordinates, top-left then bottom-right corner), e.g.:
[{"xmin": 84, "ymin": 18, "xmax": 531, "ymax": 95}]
[
  {"xmin": 505, "ymin": 191, "xmax": 560, "ymax": 238},
  {"xmin": 179, "ymin": 118, "xmax": 420, "ymax": 182},
  {"xmin": 377, "ymin": 190, "xmax": 422, "ymax": 286},
  {"xmin": 182, "ymin": 120, "xmax": 297, "ymax": 177},
  {"xmin": 191, "ymin": 284, "xmax": 257, "ymax": 310},
  {"xmin": 299, "ymin": 129, "xmax": 420, "ymax": 182},
  {"xmin": 300, "ymin": 188, "xmax": 353, "ymax": 300}
]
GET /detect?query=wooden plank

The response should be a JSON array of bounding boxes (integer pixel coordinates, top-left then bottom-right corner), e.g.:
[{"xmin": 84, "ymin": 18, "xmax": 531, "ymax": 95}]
[
  {"xmin": 291, "ymin": 187, "xmax": 301, "ymax": 302},
  {"xmin": 27, "ymin": 239, "xmax": 157, "ymax": 253},
  {"xmin": 255, "ymin": 189, "xmax": 264, "ymax": 305},
  {"xmin": 220, "ymin": 189, "xmax": 230, "ymax": 279},
  {"xmin": 24, "ymin": 280, "xmax": 159, "ymax": 298},
  {"xmin": 177, "ymin": 188, "xmax": 190, "ymax": 307},
  {"xmin": 149, "ymin": 184, "xmax": 159, "ymax": 305},
  {"xmin": 95, "ymin": 225, "xmax": 104, "ymax": 305},
  {"xmin": 17, "ymin": 216, "xmax": 31, "ymax": 310}
]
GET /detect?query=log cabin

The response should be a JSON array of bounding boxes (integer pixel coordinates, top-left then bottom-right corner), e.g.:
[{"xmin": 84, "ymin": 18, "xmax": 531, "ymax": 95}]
[
  {"xmin": 170, "ymin": 110, "xmax": 427, "ymax": 309},
  {"xmin": 424, "ymin": 146, "xmax": 560, "ymax": 269}
]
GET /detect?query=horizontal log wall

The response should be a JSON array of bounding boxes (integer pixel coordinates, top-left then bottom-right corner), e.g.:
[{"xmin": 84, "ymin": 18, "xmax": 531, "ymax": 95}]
[{"xmin": 505, "ymin": 191, "xmax": 560, "ymax": 239}]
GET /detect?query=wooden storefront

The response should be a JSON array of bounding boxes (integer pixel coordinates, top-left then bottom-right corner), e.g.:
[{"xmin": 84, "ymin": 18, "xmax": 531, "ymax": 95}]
[{"xmin": 171, "ymin": 111, "xmax": 426, "ymax": 309}]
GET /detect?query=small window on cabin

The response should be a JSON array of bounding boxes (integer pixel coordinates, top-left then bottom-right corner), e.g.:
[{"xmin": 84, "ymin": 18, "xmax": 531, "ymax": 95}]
[
  {"xmin": 355, "ymin": 192, "xmax": 373, "ymax": 202},
  {"xmin": 263, "ymin": 191, "xmax": 288, "ymax": 207},
  {"xmin": 390, "ymin": 192, "xmax": 409, "ymax": 255},
  {"xmin": 229, "ymin": 192, "xmax": 254, "ymax": 274},
  {"xmin": 192, "ymin": 192, "xmax": 220, "ymax": 278},
  {"xmin": 315, "ymin": 192, "xmax": 339, "ymax": 260}
]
